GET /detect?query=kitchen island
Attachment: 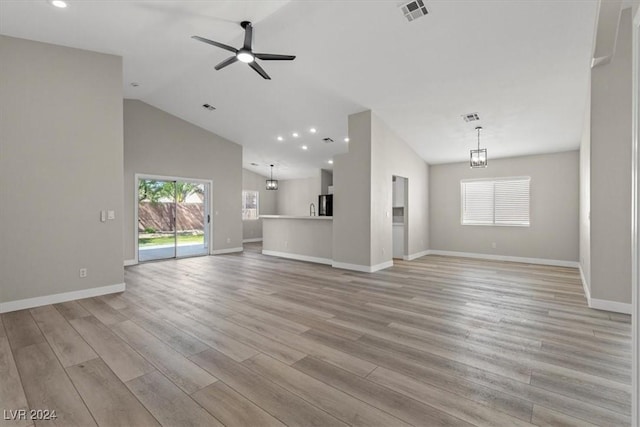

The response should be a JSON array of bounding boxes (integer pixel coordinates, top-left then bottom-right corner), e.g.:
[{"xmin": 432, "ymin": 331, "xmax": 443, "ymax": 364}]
[{"xmin": 260, "ymin": 215, "xmax": 333, "ymax": 265}]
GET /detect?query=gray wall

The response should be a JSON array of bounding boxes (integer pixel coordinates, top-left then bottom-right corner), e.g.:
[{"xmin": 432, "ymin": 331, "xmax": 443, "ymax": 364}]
[
  {"xmin": 276, "ymin": 175, "xmax": 321, "ymax": 216},
  {"xmin": 262, "ymin": 218, "xmax": 333, "ymax": 261},
  {"xmin": 580, "ymin": 87, "xmax": 591, "ymax": 291},
  {"xmin": 333, "ymin": 111, "xmax": 373, "ymax": 267},
  {"xmin": 589, "ymin": 7, "xmax": 633, "ymax": 304},
  {"xmin": 242, "ymin": 168, "xmax": 277, "ymax": 241},
  {"xmin": 430, "ymin": 151, "xmax": 579, "ymax": 262},
  {"xmin": 123, "ymin": 100, "xmax": 243, "ymax": 260},
  {"xmin": 370, "ymin": 112, "xmax": 430, "ymax": 265},
  {"xmin": 333, "ymin": 110, "xmax": 430, "ymax": 269},
  {"xmin": 0, "ymin": 36, "xmax": 124, "ymax": 303}
]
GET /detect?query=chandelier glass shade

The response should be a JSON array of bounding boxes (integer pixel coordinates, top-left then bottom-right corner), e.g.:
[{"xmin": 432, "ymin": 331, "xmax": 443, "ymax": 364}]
[
  {"xmin": 266, "ymin": 164, "xmax": 278, "ymax": 190},
  {"xmin": 470, "ymin": 126, "xmax": 488, "ymax": 168}
]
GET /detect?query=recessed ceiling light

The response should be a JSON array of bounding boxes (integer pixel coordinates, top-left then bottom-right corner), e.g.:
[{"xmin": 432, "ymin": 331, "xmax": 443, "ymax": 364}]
[
  {"xmin": 328, "ymin": 160, "xmax": 334, "ymax": 164},
  {"xmin": 344, "ymin": 137, "xmax": 350, "ymax": 142},
  {"xmin": 277, "ymin": 136, "xmax": 284, "ymax": 141},
  {"xmin": 301, "ymin": 145, "xmax": 308, "ymax": 150},
  {"xmin": 292, "ymin": 132, "xmax": 299, "ymax": 138},
  {"xmin": 309, "ymin": 128, "xmax": 317, "ymax": 133},
  {"xmin": 50, "ymin": 0, "xmax": 68, "ymax": 8}
]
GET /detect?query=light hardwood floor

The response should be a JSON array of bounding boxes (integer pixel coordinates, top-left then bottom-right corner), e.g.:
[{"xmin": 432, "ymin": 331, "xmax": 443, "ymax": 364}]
[{"xmin": 0, "ymin": 243, "xmax": 632, "ymax": 426}]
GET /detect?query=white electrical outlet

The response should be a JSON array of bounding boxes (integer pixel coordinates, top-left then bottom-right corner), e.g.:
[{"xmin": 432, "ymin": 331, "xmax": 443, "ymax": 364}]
[
  {"xmin": 284, "ymin": 240, "xmax": 288, "ymax": 248},
  {"xmin": 79, "ymin": 268, "xmax": 87, "ymax": 278},
  {"xmin": 492, "ymin": 242, "xmax": 497, "ymax": 249},
  {"xmin": 226, "ymin": 237, "xmax": 231, "ymax": 243}
]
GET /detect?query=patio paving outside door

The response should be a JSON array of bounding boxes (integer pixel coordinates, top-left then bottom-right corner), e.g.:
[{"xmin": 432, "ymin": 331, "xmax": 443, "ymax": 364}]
[{"xmin": 137, "ymin": 177, "xmax": 210, "ymax": 262}]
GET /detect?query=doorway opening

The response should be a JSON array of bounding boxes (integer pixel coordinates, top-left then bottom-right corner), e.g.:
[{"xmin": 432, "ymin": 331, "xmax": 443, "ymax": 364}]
[
  {"xmin": 392, "ymin": 175, "xmax": 408, "ymax": 261},
  {"xmin": 136, "ymin": 175, "xmax": 211, "ymax": 262}
]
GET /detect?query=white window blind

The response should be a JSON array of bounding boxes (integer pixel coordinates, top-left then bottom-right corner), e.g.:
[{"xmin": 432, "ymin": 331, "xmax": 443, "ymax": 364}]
[
  {"xmin": 461, "ymin": 177, "xmax": 530, "ymax": 226},
  {"xmin": 242, "ymin": 190, "xmax": 259, "ymax": 220}
]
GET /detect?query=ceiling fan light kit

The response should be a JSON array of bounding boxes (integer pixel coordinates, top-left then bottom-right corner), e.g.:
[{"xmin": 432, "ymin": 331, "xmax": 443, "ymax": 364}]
[
  {"xmin": 236, "ymin": 51, "xmax": 255, "ymax": 63},
  {"xmin": 192, "ymin": 21, "xmax": 296, "ymax": 80}
]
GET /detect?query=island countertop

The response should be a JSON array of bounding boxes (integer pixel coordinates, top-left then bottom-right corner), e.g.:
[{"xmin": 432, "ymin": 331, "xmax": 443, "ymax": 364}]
[{"xmin": 260, "ymin": 215, "xmax": 333, "ymax": 220}]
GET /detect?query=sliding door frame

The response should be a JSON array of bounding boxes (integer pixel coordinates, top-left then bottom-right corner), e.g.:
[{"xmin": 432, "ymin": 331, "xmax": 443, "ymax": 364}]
[{"xmin": 134, "ymin": 173, "xmax": 213, "ymax": 264}]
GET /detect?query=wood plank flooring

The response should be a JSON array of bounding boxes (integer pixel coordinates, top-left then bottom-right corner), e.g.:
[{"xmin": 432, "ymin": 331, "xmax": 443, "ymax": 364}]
[{"xmin": 0, "ymin": 243, "xmax": 632, "ymax": 426}]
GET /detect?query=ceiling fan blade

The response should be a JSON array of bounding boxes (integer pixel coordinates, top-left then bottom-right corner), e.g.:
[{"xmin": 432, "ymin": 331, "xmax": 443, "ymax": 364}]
[
  {"xmin": 249, "ymin": 61, "xmax": 271, "ymax": 80},
  {"xmin": 243, "ymin": 22, "xmax": 253, "ymax": 50},
  {"xmin": 191, "ymin": 36, "xmax": 237, "ymax": 53},
  {"xmin": 215, "ymin": 55, "xmax": 238, "ymax": 70},
  {"xmin": 254, "ymin": 53, "xmax": 296, "ymax": 61}
]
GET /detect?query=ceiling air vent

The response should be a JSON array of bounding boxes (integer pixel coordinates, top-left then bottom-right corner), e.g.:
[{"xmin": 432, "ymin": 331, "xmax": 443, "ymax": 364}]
[
  {"xmin": 462, "ymin": 112, "xmax": 480, "ymax": 122},
  {"xmin": 323, "ymin": 137, "xmax": 334, "ymax": 143},
  {"xmin": 202, "ymin": 103, "xmax": 216, "ymax": 111},
  {"xmin": 399, "ymin": 0, "xmax": 428, "ymax": 22}
]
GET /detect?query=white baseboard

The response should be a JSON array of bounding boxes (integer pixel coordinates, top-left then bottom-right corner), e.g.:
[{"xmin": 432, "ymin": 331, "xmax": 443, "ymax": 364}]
[
  {"xmin": 243, "ymin": 238, "xmax": 263, "ymax": 243},
  {"xmin": 124, "ymin": 259, "xmax": 137, "ymax": 266},
  {"xmin": 260, "ymin": 251, "xmax": 395, "ymax": 272},
  {"xmin": 403, "ymin": 250, "xmax": 431, "ymax": 261},
  {"xmin": 589, "ymin": 298, "xmax": 632, "ymax": 315},
  {"xmin": 577, "ymin": 264, "xmax": 631, "ymax": 314},
  {"xmin": 332, "ymin": 260, "xmax": 394, "ymax": 273},
  {"xmin": 427, "ymin": 250, "xmax": 580, "ymax": 268},
  {"xmin": 371, "ymin": 260, "xmax": 394, "ymax": 272},
  {"xmin": 579, "ymin": 264, "xmax": 591, "ymax": 303},
  {"xmin": 262, "ymin": 250, "xmax": 332, "ymax": 265},
  {"xmin": 211, "ymin": 247, "xmax": 243, "ymax": 255},
  {"xmin": 0, "ymin": 283, "xmax": 126, "ymax": 314}
]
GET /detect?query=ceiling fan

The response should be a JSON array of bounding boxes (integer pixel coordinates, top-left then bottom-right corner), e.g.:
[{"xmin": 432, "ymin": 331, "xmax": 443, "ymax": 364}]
[{"xmin": 192, "ymin": 21, "xmax": 296, "ymax": 80}]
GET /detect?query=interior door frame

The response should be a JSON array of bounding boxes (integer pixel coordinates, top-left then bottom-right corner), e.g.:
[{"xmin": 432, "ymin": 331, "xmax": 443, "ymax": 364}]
[
  {"xmin": 134, "ymin": 173, "xmax": 213, "ymax": 264},
  {"xmin": 391, "ymin": 175, "xmax": 409, "ymax": 262},
  {"xmin": 631, "ymin": 6, "xmax": 639, "ymax": 426}
]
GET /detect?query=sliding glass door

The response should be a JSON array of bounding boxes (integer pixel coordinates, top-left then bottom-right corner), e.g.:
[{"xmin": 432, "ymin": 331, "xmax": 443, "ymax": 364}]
[
  {"xmin": 175, "ymin": 182, "xmax": 208, "ymax": 258},
  {"xmin": 137, "ymin": 177, "xmax": 210, "ymax": 262},
  {"xmin": 138, "ymin": 179, "xmax": 176, "ymax": 261}
]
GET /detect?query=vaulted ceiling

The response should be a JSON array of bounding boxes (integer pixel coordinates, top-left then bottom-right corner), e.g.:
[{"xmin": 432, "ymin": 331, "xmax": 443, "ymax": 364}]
[{"xmin": 0, "ymin": 1, "xmax": 597, "ymax": 178}]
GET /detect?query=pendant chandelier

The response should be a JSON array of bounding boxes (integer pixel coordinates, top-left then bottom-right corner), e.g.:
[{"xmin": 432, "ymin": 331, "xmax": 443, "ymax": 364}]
[
  {"xmin": 470, "ymin": 126, "xmax": 488, "ymax": 168},
  {"xmin": 266, "ymin": 164, "xmax": 278, "ymax": 190}
]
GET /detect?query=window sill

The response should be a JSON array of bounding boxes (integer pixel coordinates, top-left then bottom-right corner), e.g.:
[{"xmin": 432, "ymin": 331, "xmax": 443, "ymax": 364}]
[{"xmin": 461, "ymin": 223, "xmax": 530, "ymax": 227}]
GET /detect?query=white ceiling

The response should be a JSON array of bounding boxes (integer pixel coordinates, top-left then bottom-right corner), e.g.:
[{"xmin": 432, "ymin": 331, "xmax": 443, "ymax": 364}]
[{"xmin": 0, "ymin": 0, "xmax": 597, "ymax": 179}]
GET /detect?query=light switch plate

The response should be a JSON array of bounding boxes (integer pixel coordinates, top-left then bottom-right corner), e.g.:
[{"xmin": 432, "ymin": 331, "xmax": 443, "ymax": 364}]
[
  {"xmin": 107, "ymin": 210, "xmax": 115, "ymax": 220},
  {"xmin": 100, "ymin": 211, "xmax": 107, "ymax": 222}
]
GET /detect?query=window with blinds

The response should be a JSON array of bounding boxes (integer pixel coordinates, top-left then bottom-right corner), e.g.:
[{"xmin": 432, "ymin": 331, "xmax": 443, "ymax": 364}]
[
  {"xmin": 461, "ymin": 177, "xmax": 530, "ymax": 226},
  {"xmin": 242, "ymin": 190, "xmax": 259, "ymax": 220}
]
